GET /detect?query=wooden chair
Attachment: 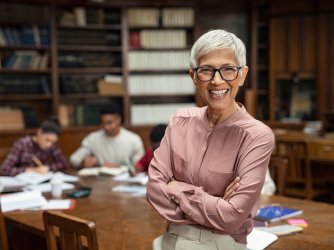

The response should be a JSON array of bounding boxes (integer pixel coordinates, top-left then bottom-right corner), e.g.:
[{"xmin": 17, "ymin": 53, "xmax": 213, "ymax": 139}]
[
  {"xmin": 274, "ymin": 138, "xmax": 328, "ymax": 200},
  {"xmin": 268, "ymin": 156, "xmax": 288, "ymax": 195},
  {"xmin": 0, "ymin": 209, "xmax": 9, "ymax": 250},
  {"xmin": 43, "ymin": 211, "xmax": 98, "ymax": 250}
]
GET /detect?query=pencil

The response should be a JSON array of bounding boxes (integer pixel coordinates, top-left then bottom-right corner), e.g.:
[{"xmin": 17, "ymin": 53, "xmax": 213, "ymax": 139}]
[{"xmin": 32, "ymin": 155, "xmax": 43, "ymax": 166}]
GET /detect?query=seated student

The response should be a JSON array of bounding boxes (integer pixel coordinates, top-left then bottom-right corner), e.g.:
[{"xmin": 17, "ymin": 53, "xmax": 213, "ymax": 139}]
[
  {"xmin": 70, "ymin": 105, "xmax": 144, "ymax": 168},
  {"xmin": 0, "ymin": 117, "xmax": 68, "ymax": 176},
  {"xmin": 133, "ymin": 124, "xmax": 167, "ymax": 174}
]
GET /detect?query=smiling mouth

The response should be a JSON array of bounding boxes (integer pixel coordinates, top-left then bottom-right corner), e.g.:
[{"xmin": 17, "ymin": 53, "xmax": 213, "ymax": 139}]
[{"xmin": 209, "ymin": 89, "xmax": 229, "ymax": 97}]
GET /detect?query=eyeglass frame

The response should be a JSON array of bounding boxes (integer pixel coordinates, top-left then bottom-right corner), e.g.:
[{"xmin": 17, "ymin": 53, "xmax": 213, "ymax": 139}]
[{"xmin": 193, "ymin": 65, "xmax": 243, "ymax": 82}]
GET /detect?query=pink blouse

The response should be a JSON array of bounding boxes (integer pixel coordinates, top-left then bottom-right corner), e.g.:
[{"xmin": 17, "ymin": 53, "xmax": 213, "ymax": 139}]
[{"xmin": 147, "ymin": 105, "xmax": 275, "ymax": 244}]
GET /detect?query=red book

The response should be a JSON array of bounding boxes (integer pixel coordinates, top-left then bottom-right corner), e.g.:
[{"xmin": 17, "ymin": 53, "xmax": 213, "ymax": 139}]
[{"xmin": 129, "ymin": 31, "xmax": 140, "ymax": 49}]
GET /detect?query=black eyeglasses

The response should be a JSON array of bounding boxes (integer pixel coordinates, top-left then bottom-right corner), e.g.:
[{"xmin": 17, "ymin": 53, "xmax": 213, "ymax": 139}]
[{"xmin": 194, "ymin": 66, "xmax": 242, "ymax": 82}]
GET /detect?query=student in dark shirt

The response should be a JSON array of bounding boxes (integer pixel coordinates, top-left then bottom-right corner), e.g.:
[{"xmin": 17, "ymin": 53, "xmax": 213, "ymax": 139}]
[{"xmin": 0, "ymin": 117, "xmax": 68, "ymax": 176}]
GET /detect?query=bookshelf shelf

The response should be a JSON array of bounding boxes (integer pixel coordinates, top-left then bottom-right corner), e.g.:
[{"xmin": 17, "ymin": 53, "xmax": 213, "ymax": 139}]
[
  {"xmin": 0, "ymin": 46, "xmax": 50, "ymax": 51},
  {"xmin": 129, "ymin": 69, "xmax": 189, "ymax": 74},
  {"xmin": 0, "ymin": 95, "xmax": 51, "ymax": 100},
  {"xmin": 58, "ymin": 24, "xmax": 122, "ymax": 30},
  {"xmin": 58, "ymin": 67, "xmax": 122, "ymax": 74},
  {"xmin": 57, "ymin": 45, "xmax": 122, "ymax": 52},
  {"xmin": 0, "ymin": 69, "xmax": 51, "ymax": 73},
  {"xmin": 60, "ymin": 94, "xmax": 117, "ymax": 100}
]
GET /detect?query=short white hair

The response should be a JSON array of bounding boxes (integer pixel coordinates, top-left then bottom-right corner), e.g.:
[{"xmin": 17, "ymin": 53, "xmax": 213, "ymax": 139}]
[{"xmin": 190, "ymin": 29, "xmax": 246, "ymax": 68}]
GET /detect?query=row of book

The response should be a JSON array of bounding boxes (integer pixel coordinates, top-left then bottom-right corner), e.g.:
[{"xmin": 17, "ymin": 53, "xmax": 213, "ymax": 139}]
[
  {"xmin": 3, "ymin": 51, "xmax": 49, "ymax": 70},
  {"xmin": 58, "ymin": 103, "xmax": 118, "ymax": 127},
  {"xmin": 60, "ymin": 75, "xmax": 98, "ymax": 94},
  {"xmin": 128, "ymin": 74, "xmax": 195, "ymax": 95},
  {"xmin": 57, "ymin": 30, "xmax": 120, "ymax": 46},
  {"xmin": 129, "ymin": 30, "xmax": 188, "ymax": 49},
  {"xmin": 128, "ymin": 51, "xmax": 189, "ymax": 70},
  {"xmin": 58, "ymin": 52, "xmax": 121, "ymax": 68},
  {"xmin": 127, "ymin": 8, "xmax": 194, "ymax": 27},
  {"xmin": 0, "ymin": 3, "xmax": 49, "ymax": 24},
  {"xmin": 131, "ymin": 103, "xmax": 195, "ymax": 125},
  {"xmin": 0, "ymin": 75, "xmax": 50, "ymax": 95},
  {"xmin": 59, "ymin": 7, "xmax": 121, "ymax": 26},
  {"xmin": 0, "ymin": 26, "xmax": 49, "ymax": 47}
]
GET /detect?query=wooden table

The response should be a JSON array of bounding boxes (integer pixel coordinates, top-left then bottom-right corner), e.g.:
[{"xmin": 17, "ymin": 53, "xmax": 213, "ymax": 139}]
[{"xmin": 4, "ymin": 175, "xmax": 334, "ymax": 250}]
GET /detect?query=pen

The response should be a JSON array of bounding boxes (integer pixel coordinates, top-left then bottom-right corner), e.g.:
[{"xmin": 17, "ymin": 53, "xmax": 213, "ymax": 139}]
[{"xmin": 32, "ymin": 155, "xmax": 43, "ymax": 166}]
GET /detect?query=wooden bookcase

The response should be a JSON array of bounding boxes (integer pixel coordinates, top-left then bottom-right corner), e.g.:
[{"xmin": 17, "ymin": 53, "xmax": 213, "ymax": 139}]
[
  {"xmin": 126, "ymin": 6, "xmax": 196, "ymax": 125},
  {"xmin": 0, "ymin": 1, "xmax": 196, "ymax": 128}
]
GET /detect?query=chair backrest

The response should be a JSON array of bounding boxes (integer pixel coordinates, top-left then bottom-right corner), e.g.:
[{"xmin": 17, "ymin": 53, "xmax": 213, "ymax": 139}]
[
  {"xmin": 43, "ymin": 211, "xmax": 98, "ymax": 250},
  {"xmin": 274, "ymin": 138, "xmax": 314, "ymax": 199},
  {"xmin": 0, "ymin": 209, "xmax": 9, "ymax": 250},
  {"xmin": 268, "ymin": 156, "xmax": 288, "ymax": 195}
]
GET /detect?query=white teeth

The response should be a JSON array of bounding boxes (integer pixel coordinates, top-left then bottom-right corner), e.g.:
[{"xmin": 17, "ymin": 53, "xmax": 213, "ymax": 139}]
[{"xmin": 210, "ymin": 89, "xmax": 228, "ymax": 96}]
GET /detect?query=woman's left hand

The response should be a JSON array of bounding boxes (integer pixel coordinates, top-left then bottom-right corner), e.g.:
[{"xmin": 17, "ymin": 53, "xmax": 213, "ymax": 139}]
[{"xmin": 223, "ymin": 177, "xmax": 240, "ymax": 200}]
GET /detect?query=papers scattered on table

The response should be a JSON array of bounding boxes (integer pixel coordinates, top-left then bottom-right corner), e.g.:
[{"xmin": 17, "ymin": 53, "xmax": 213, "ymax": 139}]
[
  {"xmin": 15, "ymin": 172, "xmax": 54, "ymax": 185},
  {"xmin": 26, "ymin": 182, "xmax": 75, "ymax": 193},
  {"xmin": 78, "ymin": 166, "xmax": 128, "ymax": 177},
  {"xmin": 112, "ymin": 185, "xmax": 146, "ymax": 197},
  {"xmin": 52, "ymin": 172, "xmax": 79, "ymax": 182},
  {"xmin": 112, "ymin": 172, "xmax": 148, "ymax": 185},
  {"xmin": 41, "ymin": 199, "xmax": 75, "ymax": 210},
  {"xmin": 247, "ymin": 228, "xmax": 278, "ymax": 250},
  {"xmin": 8, "ymin": 172, "xmax": 79, "ymax": 187},
  {"xmin": 0, "ymin": 190, "xmax": 47, "ymax": 212},
  {"xmin": 0, "ymin": 176, "xmax": 25, "ymax": 192}
]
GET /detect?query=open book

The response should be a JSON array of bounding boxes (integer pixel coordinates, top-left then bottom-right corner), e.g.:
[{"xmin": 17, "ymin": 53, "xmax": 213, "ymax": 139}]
[{"xmin": 78, "ymin": 165, "xmax": 128, "ymax": 176}]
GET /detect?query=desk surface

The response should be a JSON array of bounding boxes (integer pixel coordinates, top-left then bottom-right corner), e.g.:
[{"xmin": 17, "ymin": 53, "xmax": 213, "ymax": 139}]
[{"xmin": 4, "ymin": 175, "xmax": 334, "ymax": 250}]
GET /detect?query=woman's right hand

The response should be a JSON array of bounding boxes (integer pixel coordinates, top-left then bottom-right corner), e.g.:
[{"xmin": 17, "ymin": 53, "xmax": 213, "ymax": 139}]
[{"xmin": 223, "ymin": 177, "xmax": 240, "ymax": 200}]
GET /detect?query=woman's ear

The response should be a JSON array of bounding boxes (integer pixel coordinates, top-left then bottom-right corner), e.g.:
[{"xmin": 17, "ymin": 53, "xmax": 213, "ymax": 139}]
[
  {"xmin": 189, "ymin": 68, "xmax": 196, "ymax": 83},
  {"xmin": 238, "ymin": 66, "xmax": 249, "ymax": 86}
]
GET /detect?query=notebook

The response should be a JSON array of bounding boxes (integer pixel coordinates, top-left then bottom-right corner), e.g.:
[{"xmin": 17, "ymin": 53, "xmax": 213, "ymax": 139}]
[{"xmin": 255, "ymin": 205, "xmax": 303, "ymax": 222}]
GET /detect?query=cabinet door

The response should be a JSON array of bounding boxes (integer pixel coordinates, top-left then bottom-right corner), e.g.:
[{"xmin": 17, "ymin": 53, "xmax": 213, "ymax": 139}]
[
  {"xmin": 270, "ymin": 15, "xmax": 316, "ymax": 76},
  {"xmin": 318, "ymin": 13, "xmax": 334, "ymax": 128},
  {"xmin": 269, "ymin": 15, "xmax": 317, "ymax": 122}
]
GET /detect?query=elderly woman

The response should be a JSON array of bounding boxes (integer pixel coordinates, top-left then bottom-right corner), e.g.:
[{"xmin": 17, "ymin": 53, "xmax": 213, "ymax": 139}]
[{"xmin": 147, "ymin": 29, "xmax": 275, "ymax": 250}]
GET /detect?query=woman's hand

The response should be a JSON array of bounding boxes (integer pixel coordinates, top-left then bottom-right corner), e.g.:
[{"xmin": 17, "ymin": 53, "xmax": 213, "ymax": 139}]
[{"xmin": 223, "ymin": 177, "xmax": 240, "ymax": 200}]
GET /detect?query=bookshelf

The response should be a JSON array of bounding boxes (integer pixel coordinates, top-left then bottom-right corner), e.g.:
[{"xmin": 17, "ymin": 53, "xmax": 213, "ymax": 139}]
[
  {"xmin": 0, "ymin": 2, "xmax": 51, "ymax": 127},
  {"xmin": 0, "ymin": 1, "xmax": 197, "ymax": 128},
  {"xmin": 54, "ymin": 4, "xmax": 124, "ymax": 127},
  {"xmin": 126, "ymin": 6, "xmax": 196, "ymax": 125}
]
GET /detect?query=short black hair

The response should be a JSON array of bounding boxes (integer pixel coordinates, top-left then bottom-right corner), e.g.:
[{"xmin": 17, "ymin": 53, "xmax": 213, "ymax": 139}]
[
  {"xmin": 150, "ymin": 124, "xmax": 167, "ymax": 143},
  {"xmin": 40, "ymin": 116, "xmax": 61, "ymax": 136},
  {"xmin": 100, "ymin": 104, "xmax": 122, "ymax": 117}
]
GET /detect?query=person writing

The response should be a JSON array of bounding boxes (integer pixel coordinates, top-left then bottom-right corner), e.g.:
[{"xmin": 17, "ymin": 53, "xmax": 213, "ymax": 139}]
[
  {"xmin": 70, "ymin": 105, "xmax": 144, "ymax": 168},
  {"xmin": 0, "ymin": 117, "xmax": 68, "ymax": 176},
  {"xmin": 147, "ymin": 29, "xmax": 275, "ymax": 249}
]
